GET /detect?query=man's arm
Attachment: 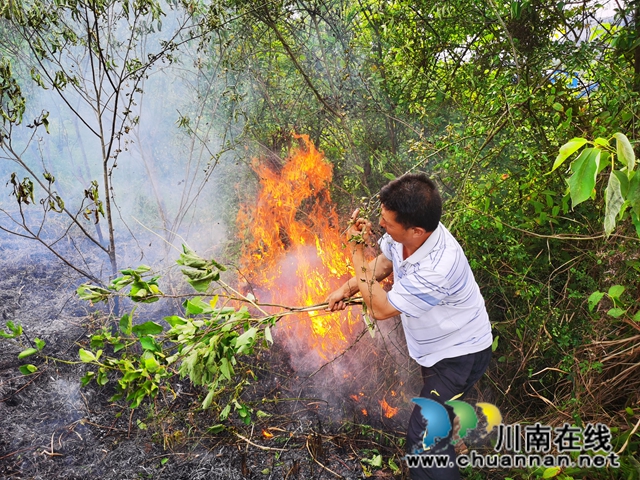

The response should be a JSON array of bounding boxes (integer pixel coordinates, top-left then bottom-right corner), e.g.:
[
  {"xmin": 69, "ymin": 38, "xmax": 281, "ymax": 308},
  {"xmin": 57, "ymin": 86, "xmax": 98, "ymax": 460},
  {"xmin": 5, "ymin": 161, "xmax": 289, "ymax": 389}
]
[
  {"xmin": 325, "ymin": 254, "xmax": 393, "ymax": 311},
  {"xmin": 351, "ymin": 245, "xmax": 401, "ymax": 320}
]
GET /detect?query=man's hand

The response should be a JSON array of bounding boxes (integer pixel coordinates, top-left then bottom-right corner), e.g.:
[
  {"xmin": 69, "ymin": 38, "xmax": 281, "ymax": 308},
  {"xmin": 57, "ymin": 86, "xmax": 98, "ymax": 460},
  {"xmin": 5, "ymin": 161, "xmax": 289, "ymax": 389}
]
[
  {"xmin": 347, "ymin": 208, "xmax": 373, "ymax": 246},
  {"xmin": 325, "ymin": 284, "xmax": 349, "ymax": 311}
]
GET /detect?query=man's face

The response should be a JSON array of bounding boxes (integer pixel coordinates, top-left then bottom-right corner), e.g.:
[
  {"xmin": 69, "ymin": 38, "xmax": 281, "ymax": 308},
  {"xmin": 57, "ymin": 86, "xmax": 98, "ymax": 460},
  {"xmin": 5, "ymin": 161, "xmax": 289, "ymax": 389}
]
[{"xmin": 379, "ymin": 206, "xmax": 412, "ymax": 243}]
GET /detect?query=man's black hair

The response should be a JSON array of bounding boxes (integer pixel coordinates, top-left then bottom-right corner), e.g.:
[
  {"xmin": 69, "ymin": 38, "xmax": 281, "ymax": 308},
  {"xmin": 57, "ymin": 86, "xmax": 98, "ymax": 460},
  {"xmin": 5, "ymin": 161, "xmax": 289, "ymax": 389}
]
[{"xmin": 379, "ymin": 173, "xmax": 442, "ymax": 232}]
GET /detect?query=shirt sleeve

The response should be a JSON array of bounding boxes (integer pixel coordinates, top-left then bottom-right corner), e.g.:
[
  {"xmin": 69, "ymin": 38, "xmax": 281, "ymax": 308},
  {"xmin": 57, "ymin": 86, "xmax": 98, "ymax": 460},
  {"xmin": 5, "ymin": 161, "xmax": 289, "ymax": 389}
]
[
  {"xmin": 378, "ymin": 233, "xmax": 394, "ymax": 261},
  {"xmin": 387, "ymin": 269, "xmax": 450, "ymax": 318}
]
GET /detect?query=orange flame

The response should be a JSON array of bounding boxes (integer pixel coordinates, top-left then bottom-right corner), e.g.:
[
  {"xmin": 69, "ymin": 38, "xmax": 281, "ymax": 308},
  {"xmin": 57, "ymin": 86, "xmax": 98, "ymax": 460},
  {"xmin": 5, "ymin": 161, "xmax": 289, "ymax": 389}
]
[
  {"xmin": 379, "ymin": 398, "xmax": 399, "ymax": 418},
  {"xmin": 236, "ymin": 134, "xmax": 360, "ymax": 359}
]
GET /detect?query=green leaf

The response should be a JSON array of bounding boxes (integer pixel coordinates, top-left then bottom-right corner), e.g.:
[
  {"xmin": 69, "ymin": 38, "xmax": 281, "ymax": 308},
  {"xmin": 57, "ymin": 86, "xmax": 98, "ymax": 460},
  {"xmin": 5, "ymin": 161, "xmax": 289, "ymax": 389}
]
[
  {"xmin": 144, "ymin": 356, "xmax": 160, "ymax": 372},
  {"xmin": 202, "ymin": 388, "xmax": 216, "ymax": 409},
  {"xmin": 388, "ymin": 458, "xmax": 401, "ymax": 474},
  {"xmin": 264, "ymin": 326, "xmax": 273, "ymax": 345},
  {"xmin": 97, "ymin": 369, "xmax": 108, "ymax": 386},
  {"xmin": 634, "ymin": 311, "xmax": 640, "ymax": 322},
  {"xmin": 79, "ymin": 348, "xmax": 96, "ymax": 362},
  {"xmin": 0, "ymin": 321, "xmax": 22, "ymax": 338},
  {"xmin": 139, "ymin": 336, "xmax": 159, "ymax": 351},
  {"xmin": 90, "ymin": 334, "xmax": 104, "ymax": 350},
  {"xmin": 18, "ymin": 348, "xmax": 38, "ymax": 359},
  {"xmin": 236, "ymin": 327, "xmax": 258, "ymax": 353},
  {"xmin": 111, "ymin": 275, "xmax": 134, "ymax": 291},
  {"xmin": 219, "ymin": 403, "xmax": 231, "ymax": 421},
  {"xmin": 34, "ymin": 337, "xmax": 45, "ymax": 351},
  {"xmin": 598, "ymin": 152, "xmax": 611, "ymax": 173},
  {"xmin": 187, "ymin": 275, "xmax": 217, "ymax": 293},
  {"xmin": 552, "ymin": 138, "xmax": 588, "ymax": 172},
  {"xmin": 594, "ymin": 137, "xmax": 609, "ymax": 148},
  {"xmin": 491, "ymin": 335, "xmax": 499, "ymax": 352},
  {"xmin": 543, "ymin": 466, "xmax": 561, "ymax": 478},
  {"xmin": 119, "ymin": 309, "xmax": 135, "ymax": 335},
  {"xmin": 81, "ymin": 371, "xmax": 95, "ymax": 386},
  {"xmin": 8, "ymin": 321, "xmax": 22, "ymax": 334},
  {"xmin": 184, "ymin": 298, "xmax": 205, "ymax": 315},
  {"xmin": 362, "ymin": 454, "xmax": 383, "ymax": 468},
  {"xmin": 568, "ymin": 148, "xmax": 600, "ymax": 208},
  {"xmin": 208, "ymin": 424, "xmax": 225, "ymax": 433},
  {"xmin": 164, "ymin": 315, "xmax": 187, "ymax": 327},
  {"xmin": 608, "ymin": 285, "xmax": 625, "ymax": 300},
  {"xmin": 604, "ymin": 171, "xmax": 625, "ymax": 235},
  {"xmin": 132, "ymin": 321, "xmax": 163, "ymax": 337},
  {"xmin": 613, "ymin": 170, "xmax": 630, "ymax": 197},
  {"xmin": 219, "ymin": 357, "xmax": 232, "ymax": 381},
  {"xmin": 588, "ymin": 291, "xmax": 605, "ymax": 311},
  {"xmin": 19, "ymin": 364, "xmax": 37, "ymax": 374},
  {"xmin": 613, "ymin": 133, "xmax": 635, "ymax": 172},
  {"xmin": 607, "ymin": 308, "xmax": 625, "ymax": 318},
  {"xmin": 552, "ymin": 102, "xmax": 564, "ymax": 112}
]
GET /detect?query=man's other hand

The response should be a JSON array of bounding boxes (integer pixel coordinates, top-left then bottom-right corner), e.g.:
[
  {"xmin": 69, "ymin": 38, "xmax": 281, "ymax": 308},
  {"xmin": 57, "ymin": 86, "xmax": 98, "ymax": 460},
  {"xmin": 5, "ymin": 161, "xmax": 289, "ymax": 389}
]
[{"xmin": 325, "ymin": 285, "xmax": 349, "ymax": 311}]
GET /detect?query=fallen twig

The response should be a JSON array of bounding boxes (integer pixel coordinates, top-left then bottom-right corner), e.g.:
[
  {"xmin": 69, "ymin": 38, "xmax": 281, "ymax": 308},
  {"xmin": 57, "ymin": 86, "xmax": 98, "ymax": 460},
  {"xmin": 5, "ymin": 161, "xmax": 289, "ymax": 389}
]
[
  {"xmin": 0, "ymin": 446, "xmax": 35, "ymax": 461},
  {"xmin": 306, "ymin": 436, "xmax": 345, "ymax": 479},
  {"xmin": 0, "ymin": 370, "xmax": 44, "ymax": 403},
  {"xmin": 41, "ymin": 432, "xmax": 63, "ymax": 457},
  {"xmin": 235, "ymin": 432, "xmax": 288, "ymax": 452},
  {"xmin": 128, "ymin": 408, "xmax": 135, "ymax": 439}
]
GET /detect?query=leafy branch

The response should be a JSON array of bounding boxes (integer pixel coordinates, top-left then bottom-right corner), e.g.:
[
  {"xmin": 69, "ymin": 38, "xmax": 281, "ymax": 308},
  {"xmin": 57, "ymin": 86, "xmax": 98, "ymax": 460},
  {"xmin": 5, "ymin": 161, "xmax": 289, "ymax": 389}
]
[
  {"xmin": 71, "ymin": 245, "xmax": 363, "ymax": 424},
  {"xmin": 551, "ymin": 132, "xmax": 640, "ymax": 236}
]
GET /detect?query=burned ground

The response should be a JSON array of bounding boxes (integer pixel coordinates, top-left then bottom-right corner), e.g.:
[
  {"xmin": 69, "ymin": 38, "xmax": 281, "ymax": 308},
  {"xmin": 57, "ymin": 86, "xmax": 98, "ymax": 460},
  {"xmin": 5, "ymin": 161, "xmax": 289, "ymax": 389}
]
[{"xmin": 0, "ymin": 232, "xmax": 444, "ymax": 480}]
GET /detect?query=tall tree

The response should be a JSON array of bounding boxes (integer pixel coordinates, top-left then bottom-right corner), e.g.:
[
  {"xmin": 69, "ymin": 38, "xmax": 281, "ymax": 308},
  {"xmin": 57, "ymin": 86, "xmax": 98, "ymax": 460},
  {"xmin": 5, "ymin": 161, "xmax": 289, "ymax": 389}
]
[{"xmin": 0, "ymin": 0, "xmax": 200, "ymax": 282}]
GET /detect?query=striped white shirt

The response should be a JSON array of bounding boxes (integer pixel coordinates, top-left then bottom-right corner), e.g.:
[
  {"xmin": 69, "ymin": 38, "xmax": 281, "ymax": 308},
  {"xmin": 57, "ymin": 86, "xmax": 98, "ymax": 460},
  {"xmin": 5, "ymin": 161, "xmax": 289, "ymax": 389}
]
[{"xmin": 379, "ymin": 223, "xmax": 492, "ymax": 367}]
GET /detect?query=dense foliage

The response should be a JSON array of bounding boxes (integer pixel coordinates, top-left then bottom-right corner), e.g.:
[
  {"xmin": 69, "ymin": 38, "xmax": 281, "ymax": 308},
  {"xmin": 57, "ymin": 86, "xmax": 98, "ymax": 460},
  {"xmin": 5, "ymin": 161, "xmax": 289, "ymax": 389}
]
[{"xmin": 2, "ymin": 0, "xmax": 640, "ymax": 478}]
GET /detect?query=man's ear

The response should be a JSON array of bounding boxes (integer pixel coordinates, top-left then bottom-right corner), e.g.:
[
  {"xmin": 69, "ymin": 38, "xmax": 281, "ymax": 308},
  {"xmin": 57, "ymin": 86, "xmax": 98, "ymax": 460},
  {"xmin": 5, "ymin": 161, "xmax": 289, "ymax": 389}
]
[{"xmin": 413, "ymin": 227, "xmax": 428, "ymax": 238}]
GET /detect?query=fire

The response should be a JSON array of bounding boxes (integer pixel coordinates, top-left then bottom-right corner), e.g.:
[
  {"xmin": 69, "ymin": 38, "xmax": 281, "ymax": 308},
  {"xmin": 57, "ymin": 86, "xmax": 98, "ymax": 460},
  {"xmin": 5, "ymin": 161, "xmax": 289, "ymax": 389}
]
[
  {"xmin": 236, "ymin": 134, "xmax": 361, "ymax": 359},
  {"xmin": 350, "ymin": 392, "xmax": 365, "ymax": 402},
  {"xmin": 379, "ymin": 398, "xmax": 399, "ymax": 418}
]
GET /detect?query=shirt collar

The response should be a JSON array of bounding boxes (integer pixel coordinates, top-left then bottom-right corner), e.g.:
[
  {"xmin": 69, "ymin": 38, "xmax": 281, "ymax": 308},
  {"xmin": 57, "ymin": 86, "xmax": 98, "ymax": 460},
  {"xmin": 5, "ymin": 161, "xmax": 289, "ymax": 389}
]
[{"xmin": 401, "ymin": 222, "xmax": 443, "ymax": 265}]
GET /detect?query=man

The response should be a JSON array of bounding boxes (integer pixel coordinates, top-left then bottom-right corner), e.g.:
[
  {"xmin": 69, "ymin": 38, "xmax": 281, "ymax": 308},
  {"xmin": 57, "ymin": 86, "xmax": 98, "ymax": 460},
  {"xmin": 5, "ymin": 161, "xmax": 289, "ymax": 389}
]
[{"xmin": 326, "ymin": 173, "xmax": 493, "ymax": 480}]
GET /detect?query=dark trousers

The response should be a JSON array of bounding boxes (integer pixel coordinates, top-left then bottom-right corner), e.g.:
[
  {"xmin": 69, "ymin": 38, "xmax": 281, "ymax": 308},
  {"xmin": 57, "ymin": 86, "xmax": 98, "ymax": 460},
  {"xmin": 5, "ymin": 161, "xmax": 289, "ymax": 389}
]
[{"xmin": 406, "ymin": 346, "xmax": 492, "ymax": 480}]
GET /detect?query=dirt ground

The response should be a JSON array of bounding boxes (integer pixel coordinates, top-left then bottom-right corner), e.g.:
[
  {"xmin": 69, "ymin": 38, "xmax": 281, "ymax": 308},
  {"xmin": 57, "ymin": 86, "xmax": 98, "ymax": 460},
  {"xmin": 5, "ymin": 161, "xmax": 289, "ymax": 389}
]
[{"xmin": 0, "ymin": 232, "xmax": 433, "ymax": 480}]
